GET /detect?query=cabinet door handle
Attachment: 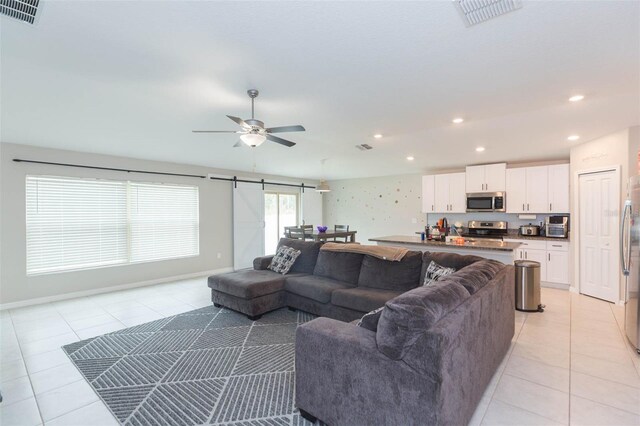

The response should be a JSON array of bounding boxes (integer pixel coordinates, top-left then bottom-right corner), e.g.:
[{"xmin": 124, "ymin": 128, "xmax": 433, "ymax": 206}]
[
  {"xmin": 525, "ymin": 252, "xmax": 528, "ymax": 259},
  {"xmin": 548, "ymin": 253, "xmax": 551, "ymax": 261},
  {"xmin": 550, "ymin": 203, "xmax": 552, "ymax": 211},
  {"xmin": 522, "ymin": 203, "xmax": 525, "ymax": 211},
  {"xmin": 432, "ymin": 204, "xmax": 434, "ymax": 211},
  {"xmin": 527, "ymin": 203, "xmax": 530, "ymax": 211}
]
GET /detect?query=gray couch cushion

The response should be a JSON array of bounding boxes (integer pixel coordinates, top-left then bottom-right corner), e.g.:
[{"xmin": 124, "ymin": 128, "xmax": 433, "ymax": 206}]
[
  {"xmin": 285, "ymin": 275, "xmax": 354, "ymax": 304},
  {"xmin": 447, "ymin": 260, "xmax": 505, "ymax": 295},
  {"xmin": 277, "ymin": 238, "xmax": 324, "ymax": 274},
  {"xmin": 376, "ymin": 280, "xmax": 470, "ymax": 360},
  {"xmin": 357, "ymin": 251, "xmax": 422, "ymax": 291},
  {"xmin": 314, "ymin": 251, "xmax": 364, "ymax": 285},
  {"xmin": 208, "ymin": 270, "xmax": 307, "ymax": 299},
  {"xmin": 420, "ymin": 251, "xmax": 483, "ymax": 283},
  {"xmin": 331, "ymin": 287, "xmax": 403, "ymax": 313}
]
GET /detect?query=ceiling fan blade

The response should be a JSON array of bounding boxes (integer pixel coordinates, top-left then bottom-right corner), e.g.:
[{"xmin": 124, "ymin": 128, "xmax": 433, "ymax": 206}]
[
  {"xmin": 266, "ymin": 125, "xmax": 306, "ymax": 133},
  {"xmin": 226, "ymin": 115, "xmax": 249, "ymax": 128},
  {"xmin": 192, "ymin": 130, "xmax": 240, "ymax": 133},
  {"xmin": 233, "ymin": 140, "xmax": 243, "ymax": 147},
  {"xmin": 266, "ymin": 134, "xmax": 296, "ymax": 147}
]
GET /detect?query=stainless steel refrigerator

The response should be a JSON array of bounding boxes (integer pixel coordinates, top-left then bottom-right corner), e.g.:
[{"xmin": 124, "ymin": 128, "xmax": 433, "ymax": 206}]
[{"xmin": 621, "ymin": 176, "xmax": 640, "ymax": 354}]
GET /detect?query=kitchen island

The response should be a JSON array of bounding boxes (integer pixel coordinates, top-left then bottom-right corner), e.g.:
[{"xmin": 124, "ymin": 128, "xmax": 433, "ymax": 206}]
[{"xmin": 369, "ymin": 235, "xmax": 520, "ymax": 264}]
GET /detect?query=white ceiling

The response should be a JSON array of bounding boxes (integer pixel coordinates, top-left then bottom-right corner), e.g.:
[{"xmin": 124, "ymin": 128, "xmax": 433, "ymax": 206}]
[{"xmin": 2, "ymin": 1, "xmax": 639, "ymax": 180}]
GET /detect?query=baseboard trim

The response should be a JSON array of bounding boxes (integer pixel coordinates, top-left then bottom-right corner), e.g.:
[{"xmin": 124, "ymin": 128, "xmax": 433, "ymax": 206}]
[
  {"xmin": 541, "ymin": 282, "xmax": 570, "ymax": 291},
  {"xmin": 0, "ymin": 267, "xmax": 233, "ymax": 311}
]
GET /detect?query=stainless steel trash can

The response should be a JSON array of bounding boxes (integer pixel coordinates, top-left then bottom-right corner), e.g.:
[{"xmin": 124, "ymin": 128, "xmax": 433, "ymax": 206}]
[{"xmin": 515, "ymin": 260, "xmax": 544, "ymax": 312}]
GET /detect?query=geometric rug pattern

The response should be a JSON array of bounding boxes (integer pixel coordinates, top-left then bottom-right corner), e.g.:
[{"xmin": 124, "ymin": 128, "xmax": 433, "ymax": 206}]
[{"xmin": 63, "ymin": 305, "xmax": 320, "ymax": 425}]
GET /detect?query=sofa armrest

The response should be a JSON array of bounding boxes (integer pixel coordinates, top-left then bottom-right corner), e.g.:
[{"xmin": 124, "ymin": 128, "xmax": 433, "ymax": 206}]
[
  {"xmin": 253, "ymin": 255, "xmax": 274, "ymax": 270},
  {"xmin": 295, "ymin": 318, "xmax": 436, "ymax": 425}
]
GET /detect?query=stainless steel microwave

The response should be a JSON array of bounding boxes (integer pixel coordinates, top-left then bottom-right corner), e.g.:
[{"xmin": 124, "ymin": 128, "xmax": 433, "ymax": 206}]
[{"xmin": 466, "ymin": 192, "xmax": 506, "ymax": 212}]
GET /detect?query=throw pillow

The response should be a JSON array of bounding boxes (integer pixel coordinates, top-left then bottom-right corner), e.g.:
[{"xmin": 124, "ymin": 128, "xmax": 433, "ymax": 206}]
[
  {"xmin": 268, "ymin": 245, "xmax": 302, "ymax": 275},
  {"xmin": 423, "ymin": 261, "xmax": 456, "ymax": 286},
  {"xmin": 356, "ymin": 306, "xmax": 384, "ymax": 331}
]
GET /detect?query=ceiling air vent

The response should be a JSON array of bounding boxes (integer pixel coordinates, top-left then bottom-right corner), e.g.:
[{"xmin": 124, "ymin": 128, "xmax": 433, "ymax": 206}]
[
  {"xmin": 1, "ymin": 0, "xmax": 40, "ymax": 24},
  {"xmin": 454, "ymin": 0, "xmax": 522, "ymax": 27},
  {"xmin": 355, "ymin": 144, "xmax": 373, "ymax": 151}
]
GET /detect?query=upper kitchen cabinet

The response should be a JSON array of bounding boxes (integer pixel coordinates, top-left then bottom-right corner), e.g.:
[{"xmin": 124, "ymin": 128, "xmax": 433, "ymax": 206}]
[
  {"xmin": 547, "ymin": 164, "xmax": 570, "ymax": 213},
  {"xmin": 506, "ymin": 166, "xmax": 549, "ymax": 213},
  {"xmin": 421, "ymin": 175, "xmax": 436, "ymax": 213},
  {"xmin": 424, "ymin": 172, "xmax": 466, "ymax": 213},
  {"xmin": 466, "ymin": 163, "xmax": 506, "ymax": 193}
]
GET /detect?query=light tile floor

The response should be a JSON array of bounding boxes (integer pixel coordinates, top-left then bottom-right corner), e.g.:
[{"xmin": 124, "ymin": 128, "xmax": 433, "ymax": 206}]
[{"xmin": 1, "ymin": 281, "xmax": 639, "ymax": 425}]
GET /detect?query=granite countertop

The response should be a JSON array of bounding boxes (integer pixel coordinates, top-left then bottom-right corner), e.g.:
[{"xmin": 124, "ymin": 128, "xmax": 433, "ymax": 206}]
[{"xmin": 369, "ymin": 236, "xmax": 521, "ymax": 252}]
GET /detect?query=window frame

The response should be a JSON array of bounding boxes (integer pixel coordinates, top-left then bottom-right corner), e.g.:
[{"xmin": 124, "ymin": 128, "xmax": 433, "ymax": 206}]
[{"xmin": 25, "ymin": 175, "xmax": 200, "ymax": 276}]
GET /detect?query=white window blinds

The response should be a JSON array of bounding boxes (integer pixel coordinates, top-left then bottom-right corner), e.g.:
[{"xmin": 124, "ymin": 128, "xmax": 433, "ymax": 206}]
[
  {"xmin": 26, "ymin": 176, "xmax": 199, "ymax": 275},
  {"xmin": 129, "ymin": 182, "xmax": 199, "ymax": 263}
]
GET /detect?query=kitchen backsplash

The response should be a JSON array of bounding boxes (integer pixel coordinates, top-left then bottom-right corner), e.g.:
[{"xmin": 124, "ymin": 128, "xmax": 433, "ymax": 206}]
[{"xmin": 425, "ymin": 212, "xmax": 567, "ymax": 231}]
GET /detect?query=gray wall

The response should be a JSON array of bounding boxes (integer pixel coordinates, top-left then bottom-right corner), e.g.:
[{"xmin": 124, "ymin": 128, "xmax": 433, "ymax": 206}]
[{"xmin": 0, "ymin": 143, "xmax": 312, "ymax": 305}]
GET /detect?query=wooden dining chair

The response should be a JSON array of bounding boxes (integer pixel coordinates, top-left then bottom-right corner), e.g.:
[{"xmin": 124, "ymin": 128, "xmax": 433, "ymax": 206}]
[{"xmin": 334, "ymin": 224, "xmax": 349, "ymax": 243}]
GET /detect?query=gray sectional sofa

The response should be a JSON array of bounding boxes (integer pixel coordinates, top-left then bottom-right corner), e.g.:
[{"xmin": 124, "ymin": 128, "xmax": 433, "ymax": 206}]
[
  {"xmin": 208, "ymin": 238, "xmax": 425, "ymax": 321},
  {"xmin": 208, "ymin": 238, "xmax": 515, "ymax": 425}
]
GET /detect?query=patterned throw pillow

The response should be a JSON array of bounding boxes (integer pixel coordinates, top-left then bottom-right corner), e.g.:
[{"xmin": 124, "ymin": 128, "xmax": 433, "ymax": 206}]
[
  {"xmin": 356, "ymin": 306, "xmax": 384, "ymax": 331},
  {"xmin": 423, "ymin": 261, "xmax": 456, "ymax": 286},
  {"xmin": 268, "ymin": 245, "xmax": 302, "ymax": 275}
]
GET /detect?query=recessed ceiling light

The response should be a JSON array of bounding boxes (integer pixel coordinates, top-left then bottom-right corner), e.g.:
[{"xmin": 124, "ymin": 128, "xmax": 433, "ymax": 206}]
[
  {"xmin": 406, "ymin": 156, "xmax": 415, "ymax": 161},
  {"xmin": 373, "ymin": 134, "xmax": 383, "ymax": 139},
  {"xmin": 569, "ymin": 95, "xmax": 585, "ymax": 102},
  {"xmin": 476, "ymin": 146, "xmax": 485, "ymax": 152},
  {"xmin": 452, "ymin": 118, "xmax": 464, "ymax": 124},
  {"xmin": 567, "ymin": 135, "xmax": 580, "ymax": 141}
]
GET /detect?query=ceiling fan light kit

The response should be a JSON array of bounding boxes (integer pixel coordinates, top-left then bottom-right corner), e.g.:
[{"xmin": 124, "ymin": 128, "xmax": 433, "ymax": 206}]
[
  {"xmin": 193, "ymin": 89, "xmax": 305, "ymax": 148},
  {"xmin": 240, "ymin": 133, "xmax": 266, "ymax": 147}
]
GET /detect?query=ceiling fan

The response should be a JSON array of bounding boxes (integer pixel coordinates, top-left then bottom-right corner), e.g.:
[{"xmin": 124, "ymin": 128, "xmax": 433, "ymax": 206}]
[{"xmin": 192, "ymin": 89, "xmax": 305, "ymax": 148}]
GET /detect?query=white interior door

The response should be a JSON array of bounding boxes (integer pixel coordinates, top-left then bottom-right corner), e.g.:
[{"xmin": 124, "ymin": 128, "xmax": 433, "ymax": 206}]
[
  {"xmin": 579, "ymin": 170, "xmax": 619, "ymax": 302},
  {"xmin": 302, "ymin": 189, "xmax": 323, "ymax": 228},
  {"xmin": 233, "ymin": 182, "xmax": 265, "ymax": 270}
]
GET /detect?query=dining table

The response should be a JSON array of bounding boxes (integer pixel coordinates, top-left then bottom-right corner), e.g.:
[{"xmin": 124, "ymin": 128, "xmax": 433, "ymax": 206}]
[{"xmin": 301, "ymin": 230, "xmax": 357, "ymax": 242}]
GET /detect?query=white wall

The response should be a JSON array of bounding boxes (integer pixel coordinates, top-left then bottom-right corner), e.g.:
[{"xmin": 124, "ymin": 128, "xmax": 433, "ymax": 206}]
[
  {"xmin": 323, "ymin": 171, "xmax": 564, "ymax": 245},
  {"xmin": 569, "ymin": 127, "xmax": 639, "ymax": 302},
  {"xmin": 323, "ymin": 174, "xmax": 426, "ymax": 244},
  {"xmin": 0, "ymin": 143, "xmax": 314, "ymax": 306}
]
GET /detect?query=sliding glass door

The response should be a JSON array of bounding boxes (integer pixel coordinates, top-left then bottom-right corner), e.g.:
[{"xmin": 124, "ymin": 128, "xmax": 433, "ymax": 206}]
[{"xmin": 264, "ymin": 192, "xmax": 298, "ymax": 255}]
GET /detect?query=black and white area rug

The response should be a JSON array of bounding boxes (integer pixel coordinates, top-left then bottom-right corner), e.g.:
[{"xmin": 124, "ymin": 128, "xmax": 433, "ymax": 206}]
[{"xmin": 62, "ymin": 305, "xmax": 319, "ymax": 426}]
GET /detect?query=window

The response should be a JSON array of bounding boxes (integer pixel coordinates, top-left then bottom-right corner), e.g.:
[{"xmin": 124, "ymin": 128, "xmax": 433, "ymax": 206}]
[
  {"xmin": 26, "ymin": 176, "xmax": 199, "ymax": 275},
  {"xmin": 264, "ymin": 192, "xmax": 298, "ymax": 255}
]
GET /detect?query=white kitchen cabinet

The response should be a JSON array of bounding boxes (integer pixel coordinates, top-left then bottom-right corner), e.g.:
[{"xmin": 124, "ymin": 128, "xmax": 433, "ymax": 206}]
[
  {"xmin": 547, "ymin": 250, "xmax": 569, "ymax": 284},
  {"xmin": 546, "ymin": 240, "xmax": 570, "ymax": 284},
  {"xmin": 432, "ymin": 172, "xmax": 466, "ymax": 213},
  {"xmin": 466, "ymin": 163, "xmax": 506, "ymax": 193},
  {"xmin": 449, "ymin": 173, "xmax": 467, "ymax": 213},
  {"xmin": 547, "ymin": 164, "xmax": 570, "ymax": 213},
  {"xmin": 506, "ymin": 166, "xmax": 549, "ymax": 213},
  {"xmin": 507, "ymin": 238, "xmax": 569, "ymax": 285},
  {"xmin": 506, "ymin": 168, "xmax": 527, "ymax": 213},
  {"xmin": 422, "ymin": 175, "xmax": 436, "ymax": 213},
  {"xmin": 507, "ymin": 164, "xmax": 569, "ymax": 213},
  {"xmin": 526, "ymin": 166, "xmax": 549, "ymax": 213}
]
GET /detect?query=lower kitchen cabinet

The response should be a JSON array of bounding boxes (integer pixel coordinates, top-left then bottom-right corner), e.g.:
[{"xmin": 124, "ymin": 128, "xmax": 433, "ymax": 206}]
[{"xmin": 507, "ymin": 239, "xmax": 569, "ymax": 285}]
